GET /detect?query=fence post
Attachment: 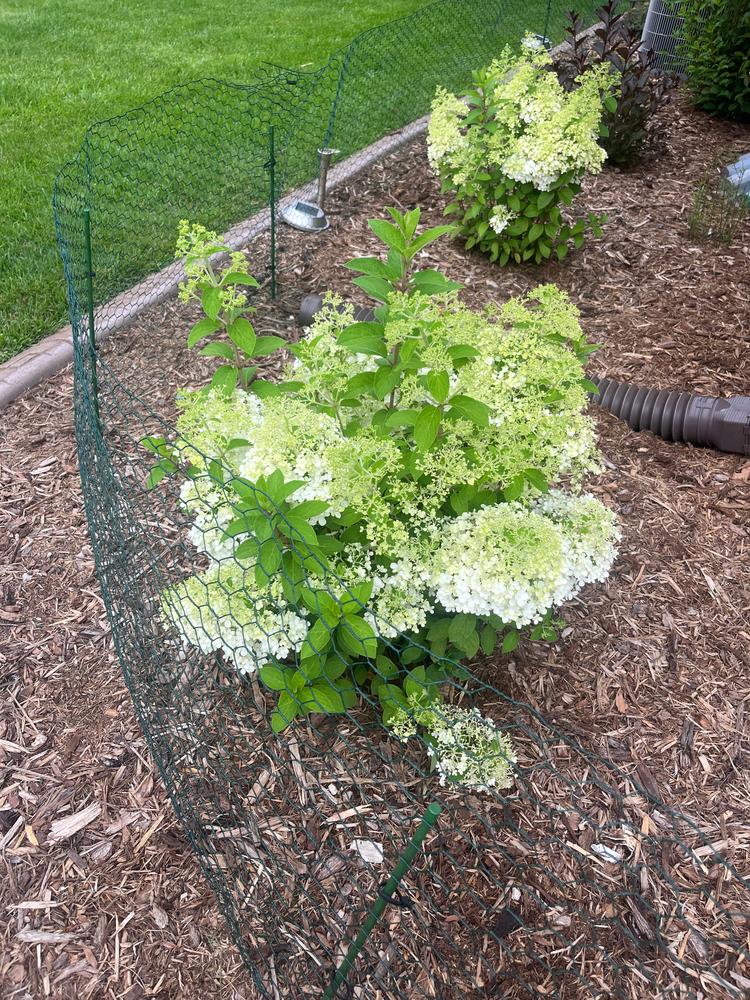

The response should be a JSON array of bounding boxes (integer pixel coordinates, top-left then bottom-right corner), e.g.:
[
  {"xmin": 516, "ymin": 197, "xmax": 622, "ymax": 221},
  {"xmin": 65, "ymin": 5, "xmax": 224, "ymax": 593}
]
[
  {"xmin": 268, "ymin": 125, "xmax": 277, "ymax": 300},
  {"xmin": 543, "ymin": 0, "xmax": 553, "ymax": 46},
  {"xmin": 322, "ymin": 802, "xmax": 442, "ymax": 1000},
  {"xmin": 82, "ymin": 207, "xmax": 101, "ymax": 427}
]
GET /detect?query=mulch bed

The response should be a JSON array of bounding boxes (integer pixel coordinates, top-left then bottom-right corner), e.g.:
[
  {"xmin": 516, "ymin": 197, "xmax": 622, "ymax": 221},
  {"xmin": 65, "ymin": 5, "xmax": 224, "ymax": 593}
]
[{"xmin": 1, "ymin": 94, "xmax": 750, "ymax": 1000}]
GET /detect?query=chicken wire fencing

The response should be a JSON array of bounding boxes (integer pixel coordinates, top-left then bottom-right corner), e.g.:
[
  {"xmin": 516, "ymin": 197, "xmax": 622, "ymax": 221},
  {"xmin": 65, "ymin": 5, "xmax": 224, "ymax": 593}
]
[{"xmin": 51, "ymin": 0, "xmax": 750, "ymax": 997}]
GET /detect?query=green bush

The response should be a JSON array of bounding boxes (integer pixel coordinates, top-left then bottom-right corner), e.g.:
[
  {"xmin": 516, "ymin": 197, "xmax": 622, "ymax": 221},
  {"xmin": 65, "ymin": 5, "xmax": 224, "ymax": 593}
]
[
  {"xmin": 427, "ymin": 45, "xmax": 614, "ymax": 265},
  {"xmin": 142, "ymin": 213, "xmax": 621, "ymax": 790},
  {"xmin": 682, "ymin": 0, "xmax": 750, "ymax": 120}
]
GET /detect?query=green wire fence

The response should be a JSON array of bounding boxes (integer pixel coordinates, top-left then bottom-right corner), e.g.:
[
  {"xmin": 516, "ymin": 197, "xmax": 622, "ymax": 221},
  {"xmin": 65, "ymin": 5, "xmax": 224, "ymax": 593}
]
[{"xmin": 52, "ymin": 0, "xmax": 749, "ymax": 997}]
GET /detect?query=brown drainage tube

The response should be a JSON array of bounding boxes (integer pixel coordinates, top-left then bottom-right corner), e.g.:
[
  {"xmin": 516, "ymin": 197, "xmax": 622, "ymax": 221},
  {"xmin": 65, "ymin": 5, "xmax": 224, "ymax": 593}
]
[{"xmin": 298, "ymin": 296, "xmax": 750, "ymax": 458}]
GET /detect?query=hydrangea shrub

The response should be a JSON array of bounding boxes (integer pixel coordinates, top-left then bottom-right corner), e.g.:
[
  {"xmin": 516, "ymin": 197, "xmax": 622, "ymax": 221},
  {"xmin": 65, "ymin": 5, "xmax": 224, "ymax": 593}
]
[
  {"xmin": 145, "ymin": 214, "xmax": 619, "ymax": 791},
  {"xmin": 428, "ymin": 44, "xmax": 614, "ymax": 264}
]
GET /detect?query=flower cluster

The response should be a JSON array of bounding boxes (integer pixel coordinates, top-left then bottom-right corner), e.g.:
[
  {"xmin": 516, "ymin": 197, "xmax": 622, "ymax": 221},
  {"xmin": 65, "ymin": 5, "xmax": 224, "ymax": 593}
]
[
  {"xmin": 161, "ymin": 563, "xmax": 308, "ymax": 673},
  {"xmin": 428, "ymin": 44, "xmax": 612, "ymax": 264},
  {"xmin": 430, "ymin": 494, "xmax": 618, "ymax": 627},
  {"xmin": 168, "ymin": 285, "xmax": 616, "ymax": 652},
  {"xmin": 388, "ymin": 699, "xmax": 517, "ymax": 792}
]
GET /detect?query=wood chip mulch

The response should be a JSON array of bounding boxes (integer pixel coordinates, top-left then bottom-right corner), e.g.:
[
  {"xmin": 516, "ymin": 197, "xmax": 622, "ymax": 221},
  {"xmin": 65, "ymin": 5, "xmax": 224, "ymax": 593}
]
[{"xmin": 1, "ymin": 94, "xmax": 749, "ymax": 999}]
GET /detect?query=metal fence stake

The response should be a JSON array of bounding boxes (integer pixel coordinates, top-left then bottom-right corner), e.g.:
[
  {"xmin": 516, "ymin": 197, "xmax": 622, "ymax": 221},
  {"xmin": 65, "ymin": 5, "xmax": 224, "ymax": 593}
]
[
  {"xmin": 82, "ymin": 207, "xmax": 101, "ymax": 426},
  {"xmin": 322, "ymin": 802, "xmax": 442, "ymax": 1000},
  {"xmin": 268, "ymin": 125, "xmax": 277, "ymax": 300}
]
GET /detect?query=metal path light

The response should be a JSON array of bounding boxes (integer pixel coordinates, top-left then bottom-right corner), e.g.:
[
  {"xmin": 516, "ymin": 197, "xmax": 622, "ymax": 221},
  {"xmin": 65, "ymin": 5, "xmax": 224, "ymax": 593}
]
[{"xmin": 280, "ymin": 147, "xmax": 340, "ymax": 233}]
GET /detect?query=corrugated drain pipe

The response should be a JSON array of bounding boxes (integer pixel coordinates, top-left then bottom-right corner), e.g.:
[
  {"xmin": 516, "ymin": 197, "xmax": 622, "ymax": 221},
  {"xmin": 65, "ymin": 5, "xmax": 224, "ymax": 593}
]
[
  {"xmin": 590, "ymin": 377, "xmax": 750, "ymax": 457},
  {"xmin": 297, "ymin": 295, "xmax": 750, "ymax": 458}
]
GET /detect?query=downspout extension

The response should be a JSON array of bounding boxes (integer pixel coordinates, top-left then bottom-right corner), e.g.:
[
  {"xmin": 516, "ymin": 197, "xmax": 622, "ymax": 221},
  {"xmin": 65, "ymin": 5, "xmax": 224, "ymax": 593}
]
[{"xmin": 590, "ymin": 376, "xmax": 750, "ymax": 457}]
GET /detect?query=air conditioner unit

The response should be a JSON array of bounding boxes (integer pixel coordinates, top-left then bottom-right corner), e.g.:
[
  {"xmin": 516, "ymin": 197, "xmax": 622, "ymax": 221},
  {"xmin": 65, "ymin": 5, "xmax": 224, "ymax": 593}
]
[{"xmin": 641, "ymin": 0, "xmax": 688, "ymax": 74}]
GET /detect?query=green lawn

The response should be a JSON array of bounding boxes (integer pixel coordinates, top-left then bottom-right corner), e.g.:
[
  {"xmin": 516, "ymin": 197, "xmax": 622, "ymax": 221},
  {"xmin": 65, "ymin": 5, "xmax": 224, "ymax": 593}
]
[{"xmin": 0, "ymin": 0, "xmax": 429, "ymax": 363}]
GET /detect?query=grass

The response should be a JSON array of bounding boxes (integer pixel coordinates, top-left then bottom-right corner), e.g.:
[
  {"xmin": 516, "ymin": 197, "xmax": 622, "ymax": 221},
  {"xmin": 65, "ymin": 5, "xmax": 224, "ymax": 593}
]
[{"xmin": 0, "ymin": 0, "xmax": 429, "ymax": 363}]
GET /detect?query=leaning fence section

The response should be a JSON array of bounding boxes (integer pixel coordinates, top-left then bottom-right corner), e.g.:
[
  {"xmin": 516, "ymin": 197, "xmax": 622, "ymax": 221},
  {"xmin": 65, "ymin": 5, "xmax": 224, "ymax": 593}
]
[{"xmin": 50, "ymin": 0, "xmax": 750, "ymax": 997}]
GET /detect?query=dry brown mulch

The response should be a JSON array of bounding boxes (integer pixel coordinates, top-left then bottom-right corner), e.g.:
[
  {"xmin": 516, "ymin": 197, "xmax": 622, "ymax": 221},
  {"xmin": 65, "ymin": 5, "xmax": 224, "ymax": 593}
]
[{"xmin": 2, "ymin": 95, "xmax": 750, "ymax": 999}]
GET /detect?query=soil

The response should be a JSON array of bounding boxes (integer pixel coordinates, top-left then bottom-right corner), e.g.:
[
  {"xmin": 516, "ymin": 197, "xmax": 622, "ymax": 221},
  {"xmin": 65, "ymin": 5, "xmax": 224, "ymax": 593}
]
[{"xmin": 1, "ymin": 96, "xmax": 749, "ymax": 1000}]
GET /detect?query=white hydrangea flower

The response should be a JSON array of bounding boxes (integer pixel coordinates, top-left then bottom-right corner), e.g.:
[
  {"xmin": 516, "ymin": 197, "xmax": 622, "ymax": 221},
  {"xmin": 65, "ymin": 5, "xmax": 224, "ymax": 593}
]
[
  {"xmin": 161, "ymin": 563, "xmax": 308, "ymax": 674},
  {"xmin": 179, "ymin": 478, "xmax": 235, "ymax": 563},
  {"xmin": 489, "ymin": 205, "xmax": 516, "ymax": 234},
  {"xmin": 428, "ymin": 498, "xmax": 618, "ymax": 627},
  {"xmin": 429, "ymin": 706, "xmax": 516, "ymax": 791},
  {"xmin": 387, "ymin": 699, "xmax": 516, "ymax": 792}
]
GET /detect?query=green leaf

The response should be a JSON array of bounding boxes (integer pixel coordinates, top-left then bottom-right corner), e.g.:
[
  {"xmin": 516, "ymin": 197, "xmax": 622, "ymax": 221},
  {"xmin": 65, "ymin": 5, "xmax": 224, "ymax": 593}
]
[
  {"xmin": 425, "ymin": 370, "xmax": 449, "ymax": 403},
  {"xmin": 141, "ymin": 435, "xmax": 167, "ymax": 456},
  {"xmin": 448, "ymin": 613, "xmax": 478, "ymax": 657},
  {"xmin": 503, "ymin": 475, "xmax": 525, "ymax": 502},
  {"xmin": 345, "ymin": 371, "xmax": 377, "ymax": 397},
  {"xmin": 254, "ymin": 335, "xmax": 285, "ymax": 356},
  {"xmin": 449, "ymin": 484, "xmax": 473, "ymax": 515},
  {"xmin": 271, "ymin": 710, "xmax": 293, "ymax": 733},
  {"xmin": 301, "ymin": 618, "xmax": 333, "ymax": 661},
  {"xmin": 323, "ymin": 656, "xmax": 349, "ymax": 681},
  {"xmin": 404, "ymin": 666, "xmax": 428, "ymax": 699},
  {"xmin": 222, "ymin": 270, "xmax": 259, "ymax": 287},
  {"xmin": 528, "ymin": 223, "xmax": 544, "ymax": 242},
  {"xmin": 353, "ymin": 275, "xmax": 394, "ymax": 302},
  {"xmin": 275, "ymin": 692, "xmax": 300, "ymax": 727},
  {"xmin": 304, "ymin": 683, "xmax": 346, "ymax": 714},
  {"xmin": 337, "ymin": 615, "xmax": 377, "ymax": 660},
  {"xmin": 200, "ymin": 342, "xmax": 236, "ymax": 361},
  {"xmin": 448, "ymin": 394, "xmax": 490, "ymax": 427},
  {"xmin": 291, "ymin": 499, "xmax": 329, "ymax": 521},
  {"xmin": 342, "ymin": 580, "xmax": 374, "ymax": 612},
  {"xmin": 537, "ymin": 191, "xmax": 554, "ymax": 210},
  {"xmin": 556, "ymin": 243, "xmax": 569, "ymax": 261},
  {"xmin": 373, "ymin": 365, "xmax": 401, "ymax": 400},
  {"xmin": 408, "ymin": 224, "xmax": 456, "ymax": 256},
  {"xmin": 411, "ymin": 269, "xmax": 462, "ymax": 296},
  {"xmin": 259, "ymin": 664, "xmax": 290, "ymax": 691},
  {"xmin": 343, "ymin": 256, "xmax": 394, "ymax": 279},
  {"xmin": 378, "ymin": 683, "xmax": 409, "ymax": 710},
  {"xmin": 211, "ymin": 365, "xmax": 238, "ymax": 394},
  {"xmin": 249, "ymin": 379, "xmax": 283, "ymax": 398},
  {"xmin": 145, "ymin": 465, "xmax": 167, "ymax": 490},
  {"xmin": 523, "ymin": 468, "xmax": 549, "ymax": 492},
  {"xmin": 480, "ymin": 624, "xmax": 497, "ymax": 655},
  {"xmin": 338, "ymin": 323, "xmax": 388, "ymax": 357},
  {"xmin": 502, "ymin": 630, "xmax": 520, "ymax": 654},
  {"xmin": 447, "ymin": 344, "xmax": 480, "ymax": 362},
  {"xmin": 187, "ymin": 317, "xmax": 220, "ymax": 348},
  {"xmin": 297, "ymin": 656, "xmax": 324, "ymax": 682},
  {"xmin": 227, "ymin": 317, "xmax": 256, "ymax": 356},
  {"xmin": 300, "ymin": 588, "xmax": 342, "ymax": 626},
  {"xmin": 374, "ymin": 653, "xmax": 398, "ymax": 680},
  {"xmin": 278, "ymin": 515, "xmax": 317, "ymax": 547},
  {"xmin": 384, "ymin": 408, "xmax": 418, "ymax": 428},
  {"xmin": 202, "ymin": 286, "xmax": 221, "ymax": 321},
  {"xmin": 368, "ymin": 218, "xmax": 406, "ymax": 252},
  {"xmin": 234, "ymin": 537, "xmax": 259, "ymax": 561},
  {"xmin": 413, "ymin": 405, "xmax": 441, "ymax": 451},
  {"xmin": 255, "ymin": 537, "xmax": 282, "ymax": 584}
]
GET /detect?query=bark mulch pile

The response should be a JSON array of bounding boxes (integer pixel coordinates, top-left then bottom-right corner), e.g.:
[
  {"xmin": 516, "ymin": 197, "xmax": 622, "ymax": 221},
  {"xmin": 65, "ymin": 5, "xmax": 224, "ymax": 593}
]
[{"xmin": 1, "ymin": 96, "xmax": 749, "ymax": 999}]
